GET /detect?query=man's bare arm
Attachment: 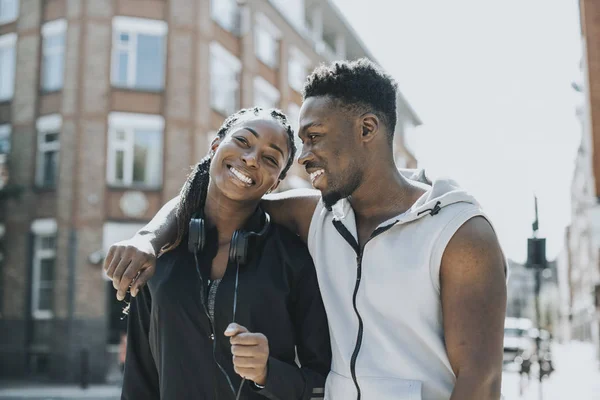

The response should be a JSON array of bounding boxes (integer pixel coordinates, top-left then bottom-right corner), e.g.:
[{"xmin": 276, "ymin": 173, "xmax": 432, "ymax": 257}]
[
  {"xmin": 261, "ymin": 188, "xmax": 320, "ymax": 243},
  {"xmin": 442, "ymin": 216, "xmax": 507, "ymax": 400},
  {"xmin": 103, "ymin": 196, "xmax": 180, "ymax": 300}
]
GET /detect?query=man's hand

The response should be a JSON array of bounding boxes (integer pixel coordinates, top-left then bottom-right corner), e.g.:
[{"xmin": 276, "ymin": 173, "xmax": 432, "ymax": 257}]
[
  {"xmin": 225, "ymin": 323, "xmax": 269, "ymax": 386},
  {"xmin": 103, "ymin": 236, "xmax": 157, "ymax": 301}
]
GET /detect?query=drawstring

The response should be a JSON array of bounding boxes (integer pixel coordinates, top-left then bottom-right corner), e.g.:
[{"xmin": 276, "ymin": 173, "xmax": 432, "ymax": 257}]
[
  {"xmin": 417, "ymin": 201, "xmax": 442, "ymax": 217},
  {"xmin": 234, "ymin": 262, "xmax": 246, "ymax": 400}
]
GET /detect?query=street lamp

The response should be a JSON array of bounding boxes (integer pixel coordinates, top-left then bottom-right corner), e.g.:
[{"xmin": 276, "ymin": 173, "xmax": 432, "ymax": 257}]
[{"xmin": 525, "ymin": 196, "xmax": 549, "ymax": 400}]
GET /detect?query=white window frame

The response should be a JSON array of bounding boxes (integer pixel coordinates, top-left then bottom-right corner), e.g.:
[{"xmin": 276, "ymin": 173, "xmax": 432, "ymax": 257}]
[
  {"xmin": 35, "ymin": 114, "xmax": 61, "ymax": 187},
  {"xmin": 288, "ymin": 46, "xmax": 310, "ymax": 94},
  {"xmin": 253, "ymin": 76, "xmax": 280, "ymax": 109},
  {"xmin": 0, "ymin": 123, "xmax": 10, "ymax": 154},
  {"xmin": 211, "ymin": 0, "xmax": 240, "ymax": 34},
  {"xmin": 253, "ymin": 13, "xmax": 281, "ymax": 69},
  {"xmin": 0, "ymin": 0, "xmax": 18, "ymax": 25},
  {"xmin": 111, "ymin": 16, "xmax": 168, "ymax": 90},
  {"xmin": 41, "ymin": 19, "xmax": 67, "ymax": 92},
  {"xmin": 210, "ymin": 41, "xmax": 241, "ymax": 116},
  {"xmin": 107, "ymin": 112, "xmax": 165, "ymax": 188},
  {"xmin": 0, "ymin": 32, "xmax": 16, "ymax": 101},
  {"xmin": 31, "ymin": 218, "xmax": 57, "ymax": 320}
]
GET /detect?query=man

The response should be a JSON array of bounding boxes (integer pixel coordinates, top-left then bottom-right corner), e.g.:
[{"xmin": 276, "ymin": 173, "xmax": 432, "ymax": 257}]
[{"xmin": 105, "ymin": 59, "xmax": 507, "ymax": 400}]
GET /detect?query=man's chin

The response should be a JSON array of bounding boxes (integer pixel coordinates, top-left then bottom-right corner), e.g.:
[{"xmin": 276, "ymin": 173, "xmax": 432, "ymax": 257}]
[{"xmin": 322, "ymin": 190, "xmax": 343, "ymax": 210}]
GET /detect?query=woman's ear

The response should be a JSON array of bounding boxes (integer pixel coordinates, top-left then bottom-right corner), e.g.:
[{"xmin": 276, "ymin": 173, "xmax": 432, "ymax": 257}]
[
  {"xmin": 210, "ymin": 137, "xmax": 221, "ymax": 155},
  {"xmin": 268, "ymin": 180, "xmax": 281, "ymax": 194}
]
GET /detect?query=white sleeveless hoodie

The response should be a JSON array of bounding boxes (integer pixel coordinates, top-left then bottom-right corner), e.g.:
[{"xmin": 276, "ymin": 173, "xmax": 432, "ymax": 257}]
[{"xmin": 307, "ymin": 170, "xmax": 495, "ymax": 400}]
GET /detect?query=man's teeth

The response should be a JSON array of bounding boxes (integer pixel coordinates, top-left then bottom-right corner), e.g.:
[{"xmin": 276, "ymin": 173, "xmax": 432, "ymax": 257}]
[
  {"xmin": 310, "ymin": 169, "xmax": 324, "ymax": 183},
  {"xmin": 231, "ymin": 167, "xmax": 253, "ymax": 185}
]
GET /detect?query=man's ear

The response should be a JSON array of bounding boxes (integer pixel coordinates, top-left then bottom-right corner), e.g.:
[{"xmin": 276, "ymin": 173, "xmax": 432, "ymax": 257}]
[{"xmin": 359, "ymin": 113, "xmax": 380, "ymax": 144}]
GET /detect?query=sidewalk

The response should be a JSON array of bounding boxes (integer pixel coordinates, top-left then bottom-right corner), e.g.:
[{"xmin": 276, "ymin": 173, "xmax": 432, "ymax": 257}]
[{"xmin": 0, "ymin": 383, "xmax": 120, "ymax": 400}]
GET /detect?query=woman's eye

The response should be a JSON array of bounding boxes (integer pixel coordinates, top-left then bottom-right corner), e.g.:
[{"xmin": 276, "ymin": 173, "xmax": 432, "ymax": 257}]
[
  {"xmin": 265, "ymin": 156, "xmax": 278, "ymax": 166},
  {"xmin": 235, "ymin": 137, "xmax": 249, "ymax": 146}
]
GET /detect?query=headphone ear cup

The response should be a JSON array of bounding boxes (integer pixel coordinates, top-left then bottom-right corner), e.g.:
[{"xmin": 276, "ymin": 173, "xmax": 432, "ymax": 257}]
[
  {"xmin": 188, "ymin": 216, "xmax": 205, "ymax": 253},
  {"xmin": 230, "ymin": 230, "xmax": 249, "ymax": 265}
]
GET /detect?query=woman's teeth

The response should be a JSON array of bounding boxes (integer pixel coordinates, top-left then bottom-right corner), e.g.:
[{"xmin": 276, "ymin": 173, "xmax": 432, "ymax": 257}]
[{"xmin": 230, "ymin": 166, "xmax": 253, "ymax": 185}]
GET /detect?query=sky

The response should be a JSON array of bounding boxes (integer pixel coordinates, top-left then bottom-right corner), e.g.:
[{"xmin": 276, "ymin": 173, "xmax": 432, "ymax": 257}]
[{"xmin": 331, "ymin": 0, "xmax": 583, "ymax": 263}]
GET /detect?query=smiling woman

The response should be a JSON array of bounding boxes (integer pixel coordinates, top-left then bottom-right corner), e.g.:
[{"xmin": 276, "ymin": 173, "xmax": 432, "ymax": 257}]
[
  {"xmin": 118, "ymin": 106, "xmax": 330, "ymax": 400},
  {"xmin": 167, "ymin": 107, "xmax": 296, "ymax": 253}
]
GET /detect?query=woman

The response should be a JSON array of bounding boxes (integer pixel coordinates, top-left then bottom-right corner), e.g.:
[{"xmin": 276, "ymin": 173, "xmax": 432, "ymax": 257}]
[{"xmin": 120, "ymin": 108, "xmax": 331, "ymax": 400}]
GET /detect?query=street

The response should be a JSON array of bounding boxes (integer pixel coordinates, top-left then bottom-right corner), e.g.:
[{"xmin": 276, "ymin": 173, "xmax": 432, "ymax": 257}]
[
  {"xmin": 501, "ymin": 341, "xmax": 600, "ymax": 400},
  {"xmin": 0, "ymin": 341, "xmax": 598, "ymax": 400}
]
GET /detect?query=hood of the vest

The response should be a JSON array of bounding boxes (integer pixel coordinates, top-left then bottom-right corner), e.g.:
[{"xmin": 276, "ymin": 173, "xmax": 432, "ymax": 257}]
[{"xmin": 331, "ymin": 169, "xmax": 481, "ymax": 227}]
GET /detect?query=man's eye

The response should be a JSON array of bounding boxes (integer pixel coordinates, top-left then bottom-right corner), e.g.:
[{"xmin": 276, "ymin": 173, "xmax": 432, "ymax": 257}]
[{"xmin": 308, "ymin": 134, "xmax": 318, "ymax": 141}]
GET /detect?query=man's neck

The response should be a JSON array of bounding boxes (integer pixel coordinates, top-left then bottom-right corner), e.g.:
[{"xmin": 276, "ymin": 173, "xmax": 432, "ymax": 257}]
[
  {"xmin": 349, "ymin": 165, "xmax": 426, "ymax": 224},
  {"xmin": 204, "ymin": 185, "xmax": 258, "ymax": 244}
]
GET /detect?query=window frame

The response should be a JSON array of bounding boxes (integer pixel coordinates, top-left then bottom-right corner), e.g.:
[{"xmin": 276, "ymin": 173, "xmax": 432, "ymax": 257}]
[
  {"xmin": 35, "ymin": 114, "xmax": 61, "ymax": 188},
  {"xmin": 30, "ymin": 218, "xmax": 57, "ymax": 320},
  {"xmin": 253, "ymin": 13, "xmax": 281, "ymax": 69},
  {"xmin": 210, "ymin": 41, "xmax": 241, "ymax": 116},
  {"xmin": 41, "ymin": 19, "xmax": 67, "ymax": 92},
  {"xmin": 253, "ymin": 76, "xmax": 280, "ymax": 109},
  {"xmin": 0, "ymin": 0, "xmax": 19, "ymax": 25},
  {"xmin": 106, "ymin": 112, "xmax": 165, "ymax": 189},
  {"xmin": 0, "ymin": 32, "xmax": 16, "ymax": 101},
  {"xmin": 111, "ymin": 16, "xmax": 168, "ymax": 91}
]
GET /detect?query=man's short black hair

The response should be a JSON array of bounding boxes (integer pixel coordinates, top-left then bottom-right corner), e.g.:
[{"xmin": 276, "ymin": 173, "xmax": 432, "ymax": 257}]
[{"xmin": 302, "ymin": 58, "xmax": 398, "ymax": 143}]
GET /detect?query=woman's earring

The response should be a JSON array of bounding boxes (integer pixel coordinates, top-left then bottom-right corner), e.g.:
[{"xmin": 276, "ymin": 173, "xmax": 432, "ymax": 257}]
[{"xmin": 209, "ymin": 149, "xmax": 215, "ymax": 157}]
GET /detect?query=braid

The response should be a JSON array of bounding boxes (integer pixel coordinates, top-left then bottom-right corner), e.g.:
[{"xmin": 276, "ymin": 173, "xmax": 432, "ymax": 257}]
[{"xmin": 166, "ymin": 107, "xmax": 297, "ymax": 252}]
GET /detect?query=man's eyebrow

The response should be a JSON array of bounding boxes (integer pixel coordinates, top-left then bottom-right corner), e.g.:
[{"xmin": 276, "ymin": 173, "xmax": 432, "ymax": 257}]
[
  {"xmin": 299, "ymin": 122, "xmax": 324, "ymax": 133},
  {"xmin": 242, "ymin": 127, "xmax": 285, "ymax": 159}
]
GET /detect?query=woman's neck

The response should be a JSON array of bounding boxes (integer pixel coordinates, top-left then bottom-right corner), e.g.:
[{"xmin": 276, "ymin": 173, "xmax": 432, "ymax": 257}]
[{"xmin": 203, "ymin": 185, "xmax": 259, "ymax": 244}]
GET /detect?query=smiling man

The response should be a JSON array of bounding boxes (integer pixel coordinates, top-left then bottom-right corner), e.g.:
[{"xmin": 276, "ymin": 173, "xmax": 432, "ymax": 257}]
[{"xmin": 105, "ymin": 59, "xmax": 507, "ymax": 400}]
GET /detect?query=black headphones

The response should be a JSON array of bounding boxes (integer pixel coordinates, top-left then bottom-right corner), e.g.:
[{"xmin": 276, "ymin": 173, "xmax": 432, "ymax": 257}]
[{"xmin": 187, "ymin": 210, "xmax": 271, "ymax": 264}]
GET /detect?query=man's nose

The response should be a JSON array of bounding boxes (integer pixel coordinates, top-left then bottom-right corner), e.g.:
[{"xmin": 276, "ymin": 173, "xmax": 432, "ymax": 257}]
[{"xmin": 297, "ymin": 147, "xmax": 313, "ymax": 166}]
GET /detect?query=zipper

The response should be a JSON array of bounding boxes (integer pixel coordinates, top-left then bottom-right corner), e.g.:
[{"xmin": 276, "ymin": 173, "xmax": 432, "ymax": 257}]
[
  {"xmin": 332, "ymin": 219, "xmax": 398, "ymax": 400},
  {"xmin": 193, "ymin": 254, "xmax": 237, "ymax": 397}
]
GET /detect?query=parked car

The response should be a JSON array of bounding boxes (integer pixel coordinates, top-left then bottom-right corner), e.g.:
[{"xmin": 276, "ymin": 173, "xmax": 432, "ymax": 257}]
[{"xmin": 503, "ymin": 317, "xmax": 536, "ymax": 363}]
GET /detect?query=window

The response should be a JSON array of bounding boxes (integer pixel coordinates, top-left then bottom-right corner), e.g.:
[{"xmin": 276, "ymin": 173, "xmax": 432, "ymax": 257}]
[
  {"xmin": 210, "ymin": 42, "xmax": 241, "ymax": 116},
  {"xmin": 107, "ymin": 112, "xmax": 164, "ymax": 188},
  {"xmin": 288, "ymin": 46, "xmax": 309, "ymax": 94},
  {"xmin": 111, "ymin": 17, "xmax": 167, "ymax": 91},
  {"xmin": 253, "ymin": 76, "xmax": 279, "ymax": 109},
  {"xmin": 0, "ymin": 33, "xmax": 16, "ymax": 100},
  {"xmin": 0, "ymin": 124, "xmax": 9, "ymax": 154},
  {"xmin": 36, "ymin": 115, "xmax": 61, "ymax": 188},
  {"xmin": 41, "ymin": 19, "xmax": 66, "ymax": 92},
  {"xmin": 31, "ymin": 219, "xmax": 57, "ymax": 320},
  {"xmin": 254, "ymin": 13, "xmax": 280, "ymax": 68},
  {"xmin": 0, "ymin": 0, "xmax": 18, "ymax": 25},
  {"xmin": 211, "ymin": 0, "xmax": 240, "ymax": 34}
]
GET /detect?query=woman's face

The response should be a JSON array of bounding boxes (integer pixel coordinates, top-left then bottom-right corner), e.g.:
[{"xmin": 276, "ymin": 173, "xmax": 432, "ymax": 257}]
[{"xmin": 209, "ymin": 117, "xmax": 290, "ymax": 203}]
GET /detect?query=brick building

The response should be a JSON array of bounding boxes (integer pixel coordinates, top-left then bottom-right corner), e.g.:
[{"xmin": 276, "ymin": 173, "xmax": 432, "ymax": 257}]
[
  {"xmin": 0, "ymin": 0, "xmax": 420, "ymax": 383},
  {"xmin": 562, "ymin": 0, "xmax": 600, "ymax": 358}
]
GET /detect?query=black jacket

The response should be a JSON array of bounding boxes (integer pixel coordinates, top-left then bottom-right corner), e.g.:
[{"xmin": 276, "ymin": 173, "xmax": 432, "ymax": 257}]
[{"xmin": 121, "ymin": 216, "xmax": 331, "ymax": 400}]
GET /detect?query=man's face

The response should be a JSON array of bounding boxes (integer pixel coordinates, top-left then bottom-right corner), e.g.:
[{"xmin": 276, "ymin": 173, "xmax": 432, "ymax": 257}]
[{"xmin": 297, "ymin": 96, "xmax": 363, "ymax": 208}]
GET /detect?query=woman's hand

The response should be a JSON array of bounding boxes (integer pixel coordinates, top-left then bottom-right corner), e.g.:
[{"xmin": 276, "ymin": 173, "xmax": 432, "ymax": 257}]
[{"xmin": 225, "ymin": 323, "xmax": 270, "ymax": 386}]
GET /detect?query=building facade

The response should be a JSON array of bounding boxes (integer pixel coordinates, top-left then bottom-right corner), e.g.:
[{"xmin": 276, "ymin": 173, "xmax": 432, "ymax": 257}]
[
  {"xmin": 0, "ymin": 0, "xmax": 421, "ymax": 383},
  {"xmin": 560, "ymin": 0, "xmax": 600, "ymax": 357}
]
